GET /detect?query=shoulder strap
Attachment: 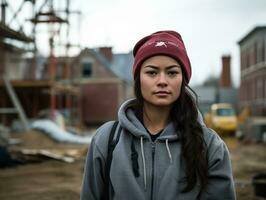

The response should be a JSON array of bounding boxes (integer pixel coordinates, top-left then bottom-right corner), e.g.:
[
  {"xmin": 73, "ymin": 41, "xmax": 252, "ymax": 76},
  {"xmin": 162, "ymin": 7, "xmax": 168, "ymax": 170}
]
[{"xmin": 104, "ymin": 121, "xmax": 122, "ymax": 200}]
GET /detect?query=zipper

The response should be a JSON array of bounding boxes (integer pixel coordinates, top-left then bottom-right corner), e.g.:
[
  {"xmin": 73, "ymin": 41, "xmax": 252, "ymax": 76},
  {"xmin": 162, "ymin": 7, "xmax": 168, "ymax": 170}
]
[{"xmin": 150, "ymin": 142, "xmax": 155, "ymax": 200}]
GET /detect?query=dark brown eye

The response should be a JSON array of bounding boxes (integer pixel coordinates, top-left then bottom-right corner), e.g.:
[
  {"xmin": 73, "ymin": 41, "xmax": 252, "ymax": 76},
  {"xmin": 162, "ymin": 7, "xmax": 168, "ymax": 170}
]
[
  {"xmin": 168, "ymin": 71, "xmax": 179, "ymax": 77},
  {"xmin": 146, "ymin": 71, "xmax": 157, "ymax": 76}
]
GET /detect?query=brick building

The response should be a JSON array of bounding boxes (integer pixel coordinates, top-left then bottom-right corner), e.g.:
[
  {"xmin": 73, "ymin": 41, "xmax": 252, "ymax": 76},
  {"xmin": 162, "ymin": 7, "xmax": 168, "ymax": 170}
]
[
  {"xmin": 69, "ymin": 47, "xmax": 133, "ymax": 125},
  {"xmin": 238, "ymin": 26, "xmax": 266, "ymax": 116}
]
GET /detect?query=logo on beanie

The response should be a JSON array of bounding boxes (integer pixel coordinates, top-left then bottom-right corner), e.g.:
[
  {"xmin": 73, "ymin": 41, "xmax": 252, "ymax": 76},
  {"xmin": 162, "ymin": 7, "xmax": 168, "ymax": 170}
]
[{"xmin": 155, "ymin": 41, "xmax": 167, "ymax": 48}]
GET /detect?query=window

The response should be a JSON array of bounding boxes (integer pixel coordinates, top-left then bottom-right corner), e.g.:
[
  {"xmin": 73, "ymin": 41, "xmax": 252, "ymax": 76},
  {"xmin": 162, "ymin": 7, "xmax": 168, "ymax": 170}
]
[
  {"xmin": 258, "ymin": 41, "xmax": 263, "ymax": 63},
  {"xmin": 262, "ymin": 40, "xmax": 265, "ymax": 62},
  {"xmin": 216, "ymin": 108, "xmax": 235, "ymax": 116},
  {"xmin": 247, "ymin": 50, "xmax": 250, "ymax": 68},
  {"xmin": 256, "ymin": 78, "xmax": 263, "ymax": 99},
  {"xmin": 241, "ymin": 50, "xmax": 245, "ymax": 70},
  {"xmin": 264, "ymin": 79, "xmax": 266, "ymax": 100},
  {"xmin": 56, "ymin": 64, "xmax": 64, "ymax": 80},
  {"xmin": 254, "ymin": 42, "xmax": 258, "ymax": 65},
  {"xmin": 82, "ymin": 62, "xmax": 92, "ymax": 77}
]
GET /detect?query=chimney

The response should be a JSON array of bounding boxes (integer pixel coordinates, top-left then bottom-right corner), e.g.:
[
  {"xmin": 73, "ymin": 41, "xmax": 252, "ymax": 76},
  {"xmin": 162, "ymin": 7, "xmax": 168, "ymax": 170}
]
[
  {"xmin": 1, "ymin": 1, "xmax": 7, "ymax": 24},
  {"xmin": 220, "ymin": 55, "xmax": 232, "ymax": 88},
  {"xmin": 99, "ymin": 47, "xmax": 113, "ymax": 62}
]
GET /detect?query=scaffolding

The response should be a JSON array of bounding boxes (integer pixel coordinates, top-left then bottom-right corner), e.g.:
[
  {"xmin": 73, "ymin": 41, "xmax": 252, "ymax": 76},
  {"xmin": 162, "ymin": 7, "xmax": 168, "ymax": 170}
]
[{"xmin": 0, "ymin": 0, "xmax": 82, "ymax": 126}]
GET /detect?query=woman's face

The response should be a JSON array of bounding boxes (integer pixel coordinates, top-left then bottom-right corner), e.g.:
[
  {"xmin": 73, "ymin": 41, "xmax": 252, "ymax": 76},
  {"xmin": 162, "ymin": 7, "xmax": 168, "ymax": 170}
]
[{"xmin": 140, "ymin": 55, "xmax": 183, "ymax": 107}]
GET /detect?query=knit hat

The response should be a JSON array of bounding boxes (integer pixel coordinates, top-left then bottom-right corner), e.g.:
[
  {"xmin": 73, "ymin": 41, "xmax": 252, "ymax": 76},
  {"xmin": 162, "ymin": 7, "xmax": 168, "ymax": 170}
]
[{"xmin": 132, "ymin": 30, "xmax": 192, "ymax": 82}]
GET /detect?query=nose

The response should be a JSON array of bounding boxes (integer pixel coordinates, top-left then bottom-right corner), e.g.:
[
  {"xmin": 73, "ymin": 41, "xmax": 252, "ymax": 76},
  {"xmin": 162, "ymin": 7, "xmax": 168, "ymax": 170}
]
[{"xmin": 157, "ymin": 72, "xmax": 168, "ymax": 87}]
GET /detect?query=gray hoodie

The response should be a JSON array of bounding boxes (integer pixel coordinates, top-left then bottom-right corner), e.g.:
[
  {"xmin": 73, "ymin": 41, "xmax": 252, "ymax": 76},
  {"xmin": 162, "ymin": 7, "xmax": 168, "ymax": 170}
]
[{"xmin": 81, "ymin": 99, "xmax": 236, "ymax": 200}]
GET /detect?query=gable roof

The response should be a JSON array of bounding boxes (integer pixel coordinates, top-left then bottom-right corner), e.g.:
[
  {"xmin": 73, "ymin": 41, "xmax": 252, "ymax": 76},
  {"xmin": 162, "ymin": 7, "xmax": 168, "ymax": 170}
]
[
  {"xmin": 238, "ymin": 26, "xmax": 266, "ymax": 45},
  {"xmin": 111, "ymin": 52, "xmax": 133, "ymax": 81},
  {"xmin": 73, "ymin": 48, "xmax": 119, "ymax": 78}
]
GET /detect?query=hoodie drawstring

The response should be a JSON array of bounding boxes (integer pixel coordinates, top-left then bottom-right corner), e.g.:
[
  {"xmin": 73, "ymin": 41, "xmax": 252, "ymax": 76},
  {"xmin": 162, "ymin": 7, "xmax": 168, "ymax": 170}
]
[
  {"xmin": 131, "ymin": 136, "xmax": 173, "ymax": 190},
  {"xmin": 140, "ymin": 136, "xmax": 147, "ymax": 190},
  {"xmin": 165, "ymin": 139, "xmax": 173, "ymax": 164}
]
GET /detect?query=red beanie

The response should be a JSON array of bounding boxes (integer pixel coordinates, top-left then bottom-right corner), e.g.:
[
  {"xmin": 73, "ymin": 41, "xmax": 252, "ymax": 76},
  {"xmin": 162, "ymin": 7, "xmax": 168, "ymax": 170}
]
[{"xmin": 132, "ymin": 30, "xmax": 192, "ymax": 82}]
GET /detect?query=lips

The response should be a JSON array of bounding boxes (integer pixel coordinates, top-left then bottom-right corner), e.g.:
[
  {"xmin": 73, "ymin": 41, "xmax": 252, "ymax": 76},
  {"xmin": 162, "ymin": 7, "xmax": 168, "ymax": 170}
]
[
  {"xmin": 154, "ymin": 91, "xmax": 171, "ymax": 97},
  {"xmin": 153, "ymin": 91, "xmax": 171, "ymax": 95}
]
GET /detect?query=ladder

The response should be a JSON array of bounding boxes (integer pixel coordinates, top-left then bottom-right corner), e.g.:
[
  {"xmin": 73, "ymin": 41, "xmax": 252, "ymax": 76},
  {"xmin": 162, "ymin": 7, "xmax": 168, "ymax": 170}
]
[{"xmin": 0, "ymin": 76, "xmax": 30, "ymax": 131}]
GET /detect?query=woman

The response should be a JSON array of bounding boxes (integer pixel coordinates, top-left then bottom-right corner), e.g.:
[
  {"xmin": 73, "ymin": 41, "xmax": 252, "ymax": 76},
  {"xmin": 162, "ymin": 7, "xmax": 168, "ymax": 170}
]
[{"xmin": 81, "ymin": 31, "xmax": 236, "ymax": 200}]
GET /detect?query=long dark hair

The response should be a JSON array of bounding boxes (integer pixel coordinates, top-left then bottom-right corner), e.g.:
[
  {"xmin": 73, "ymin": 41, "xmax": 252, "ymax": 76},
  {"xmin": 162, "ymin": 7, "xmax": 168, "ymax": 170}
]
[{"xmin": 134, "ymin": 67, "xmax": 208, "ymax": 193}]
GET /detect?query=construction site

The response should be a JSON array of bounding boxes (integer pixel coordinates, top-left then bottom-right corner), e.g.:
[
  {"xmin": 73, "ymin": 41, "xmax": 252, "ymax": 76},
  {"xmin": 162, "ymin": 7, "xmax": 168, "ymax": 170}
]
[{"xmin": 0, "ymin": 0, "xmax": 266, "ymax": 199}]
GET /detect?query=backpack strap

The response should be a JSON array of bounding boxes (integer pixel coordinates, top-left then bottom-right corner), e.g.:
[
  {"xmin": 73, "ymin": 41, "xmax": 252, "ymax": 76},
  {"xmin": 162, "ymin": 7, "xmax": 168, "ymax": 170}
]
[{"xmin": 104, "ymin": 121, "xmax": 122, "ymax": 200}]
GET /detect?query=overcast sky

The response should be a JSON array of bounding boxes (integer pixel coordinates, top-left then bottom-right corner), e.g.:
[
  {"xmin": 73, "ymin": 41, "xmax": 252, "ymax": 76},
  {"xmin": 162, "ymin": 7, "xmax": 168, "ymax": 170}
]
[
  {"xmin": 73, "ymin": 0, "xmax": 266, "ymax": 86},
  {"xmin": 13, "ymin": 0, "xmax": 266, "ymax": 86}
]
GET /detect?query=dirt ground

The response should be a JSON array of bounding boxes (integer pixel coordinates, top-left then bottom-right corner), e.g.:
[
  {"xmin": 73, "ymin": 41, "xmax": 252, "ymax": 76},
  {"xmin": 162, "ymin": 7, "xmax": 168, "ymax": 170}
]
[
  {"xmin": 0, "ymin": 130, "xmax": 266, "ymax": 200},
  {"xmin": 223, "ymin": 137, "xmax": 266, "ymax": 200}
]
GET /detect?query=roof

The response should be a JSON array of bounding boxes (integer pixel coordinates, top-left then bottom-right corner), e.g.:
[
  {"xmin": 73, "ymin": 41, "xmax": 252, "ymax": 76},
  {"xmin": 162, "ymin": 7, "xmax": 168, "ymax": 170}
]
[
  {"xmin": 238, "ymin": 26, "xmax": 266, "ymax": 45},
  {"xmin": 74, "ymin": 48, "xmax": 119, "ymax": 78},
  {"xmin": 0, "ymin": 22, "xmax": 33, "ymax": 43},
  {"xmin": 111, "ymin": 53, "xmax": 133, "ymax": 81},
  {"xmin": 193, "ymin": 86, "xmax": 216, "ymax": 103},
  {"xmin": 88, "ymin": 48, "xmax": 112, "ymax": 69}
]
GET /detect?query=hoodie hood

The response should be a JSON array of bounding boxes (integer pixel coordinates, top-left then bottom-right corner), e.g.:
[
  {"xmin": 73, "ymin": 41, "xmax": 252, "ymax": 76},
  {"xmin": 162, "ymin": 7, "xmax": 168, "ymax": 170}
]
[
  {"xmin": 118, "ymin": 99, "xmax": 179, "ymax": 141},
  {"xmin": 118, "ymin": 98, "xmax": 207, "ymax": 141}
]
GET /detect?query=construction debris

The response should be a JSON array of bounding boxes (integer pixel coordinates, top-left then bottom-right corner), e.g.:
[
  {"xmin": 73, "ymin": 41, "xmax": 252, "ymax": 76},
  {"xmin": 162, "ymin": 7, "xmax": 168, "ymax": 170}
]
[
  {"xmin": 31, "ymin": 119, "xmax": 92, "ymax": 144},
  {"xmin": 20, "ymin": 149, "xmax": 75, "ymax": 163}
]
